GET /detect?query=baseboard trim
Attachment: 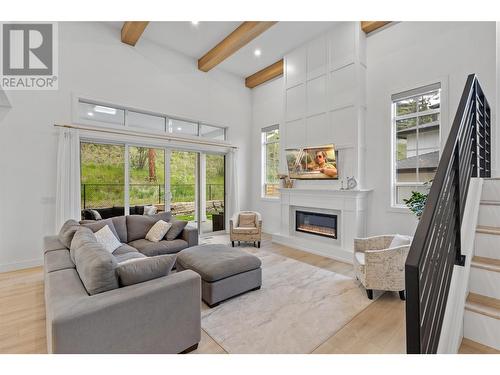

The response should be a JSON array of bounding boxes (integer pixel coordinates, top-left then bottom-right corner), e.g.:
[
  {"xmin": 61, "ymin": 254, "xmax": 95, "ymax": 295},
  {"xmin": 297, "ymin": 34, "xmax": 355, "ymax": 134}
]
[{"xmin": 0, "ymin": 258, "xmax": 43, "ymax": 273}]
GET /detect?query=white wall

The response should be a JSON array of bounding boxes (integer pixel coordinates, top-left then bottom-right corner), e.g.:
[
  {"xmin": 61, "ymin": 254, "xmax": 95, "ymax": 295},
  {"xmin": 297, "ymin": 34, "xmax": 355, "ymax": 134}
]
[
  {"xmin": 250, "ymin": 77, "xmax": 284, "ymax": 234},
  {"xmin": 365, "ymin": 21, "xmax": 496, "ymax": 236},
  {"xmin": 0, "ymin": 22, "xmax": 252, "ymax": 272}
]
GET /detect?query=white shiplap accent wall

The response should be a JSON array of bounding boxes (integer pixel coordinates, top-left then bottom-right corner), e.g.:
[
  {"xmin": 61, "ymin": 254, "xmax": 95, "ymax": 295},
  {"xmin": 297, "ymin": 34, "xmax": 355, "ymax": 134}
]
[{"xmin": 281, "ymin": 22, "xmax": 367, "ymax": 189}]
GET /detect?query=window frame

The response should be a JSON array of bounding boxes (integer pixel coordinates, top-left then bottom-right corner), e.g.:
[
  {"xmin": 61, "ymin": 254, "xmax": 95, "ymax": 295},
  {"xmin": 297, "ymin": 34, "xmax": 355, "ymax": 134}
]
[
  {"xmin": 72, "ymin": 95, "xmax": 227, "ymax": 141},
  {"xmin": 390, "ymin": 81, "xmax": 444, "ymax": 209},
  {"xmin": 261, "ymin": 124, "xmax": 280, "ymax": 199}
]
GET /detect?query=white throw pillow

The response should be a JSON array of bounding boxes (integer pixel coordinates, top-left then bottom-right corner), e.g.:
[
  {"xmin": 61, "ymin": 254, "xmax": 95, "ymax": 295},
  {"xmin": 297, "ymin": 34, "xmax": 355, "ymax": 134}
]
[
  {"xmin": 145, "ymin": 220, "xmax": 172, "ymax": 243},
  {"xmin": 143, "ymin": 205, "xmax": 158, "ymax": 216},
  {"xmin": 94, "ymin": 225, "xmax": 122, "ymax": 253},
  {"xmin": 390, "ymin": 234, "xmax": 411, "ymax": 248}
]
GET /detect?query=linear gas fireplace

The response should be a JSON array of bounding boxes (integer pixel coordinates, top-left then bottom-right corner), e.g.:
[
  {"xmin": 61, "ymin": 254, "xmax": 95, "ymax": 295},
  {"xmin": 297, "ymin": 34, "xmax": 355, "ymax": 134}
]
[{"xmin": 295, "ymin": 210, "xmax": 337, "ymax": 239}]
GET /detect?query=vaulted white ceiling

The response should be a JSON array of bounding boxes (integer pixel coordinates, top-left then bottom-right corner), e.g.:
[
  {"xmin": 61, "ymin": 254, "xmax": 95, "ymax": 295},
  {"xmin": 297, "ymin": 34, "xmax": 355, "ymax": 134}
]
[{"xmin": 109, "ymin": 21, "xmax": 337, "ymax": 77}]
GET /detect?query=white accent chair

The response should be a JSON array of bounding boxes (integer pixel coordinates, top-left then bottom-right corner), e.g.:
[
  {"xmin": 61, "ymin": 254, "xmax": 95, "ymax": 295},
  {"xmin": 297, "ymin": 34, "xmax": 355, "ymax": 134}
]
[
  {"xmin": 230, "ymin": 211, "xmax": 262, "ymax": 248},
  {"xmin": 353, "ymin": 234, "xmax": 412, "ymax": 300}
]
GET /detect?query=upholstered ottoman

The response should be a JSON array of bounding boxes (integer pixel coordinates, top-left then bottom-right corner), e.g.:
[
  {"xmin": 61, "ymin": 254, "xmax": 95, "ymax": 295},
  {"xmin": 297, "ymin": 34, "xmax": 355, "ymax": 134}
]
[{"xmin": 176, "ymin": 244, "xmax": 262, "ymax": 307}]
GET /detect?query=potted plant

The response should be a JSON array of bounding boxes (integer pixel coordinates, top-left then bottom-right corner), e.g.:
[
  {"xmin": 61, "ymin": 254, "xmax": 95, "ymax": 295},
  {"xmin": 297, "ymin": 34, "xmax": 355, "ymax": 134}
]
[{"xmin": 403, "ymin": 181, "xmax": 432, "ymax": 220}]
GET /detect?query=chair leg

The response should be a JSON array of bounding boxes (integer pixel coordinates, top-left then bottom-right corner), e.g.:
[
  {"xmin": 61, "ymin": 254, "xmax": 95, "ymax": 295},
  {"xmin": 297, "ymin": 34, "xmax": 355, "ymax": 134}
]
[
  {"xmin": 253, "ymin": 241, "xmax": 256, "ymax": 247},
  {"xmin": 399, "ymin": 290, "xmax": 406, "ymax": 301},
  {"xmin": 238, "ymin": 241, "xmax": 240, "ymax": 246},
  {"xmin": 366, "ymin": 289, "xmax": 373, "ymax": 300},
  {"xmin": 257, "ymin": 241, "xmax": 261, "ymax": 248},
  {"xmin": 231, "ymin": 241, "xmax": 234, "ymax": 247}
]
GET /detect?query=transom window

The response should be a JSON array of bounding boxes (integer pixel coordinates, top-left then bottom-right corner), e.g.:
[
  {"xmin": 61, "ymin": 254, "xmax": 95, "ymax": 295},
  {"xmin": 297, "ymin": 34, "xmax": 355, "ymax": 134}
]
[
  {"xmin": 392, "ymin": 83, "xmax": 441, "ymax": 206},
  {"xmin": 77, "ymin": 99, "xmax": 226, "ymax": 141},
  {"xmin": 262, "ymin": 125, "xmax": 280, "ymax": 198}
]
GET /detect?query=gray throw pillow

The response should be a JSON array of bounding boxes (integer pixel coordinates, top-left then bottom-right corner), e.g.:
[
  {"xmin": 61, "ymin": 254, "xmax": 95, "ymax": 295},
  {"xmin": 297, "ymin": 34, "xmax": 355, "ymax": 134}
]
[
  {"xmin": 115, "ymin": 254, "xmax": 176, "ymax": 287},
  {"xmin": 126, "ymin": 211, "xmax": 173, "ymax": 242},
  {"xmin": 58, "ymin": 219, "xmax": 81, "ymax": 249},
  {"xmin": 81, "ymin": 218, "xmax": 120, "ymax": 241},
  {"xmin": 165, "ymin": 220, "xmax": 188, "ymax": 241},
  {"xmin": 71, "ymin": 227, "xmax": 119, "ymax": 295}
]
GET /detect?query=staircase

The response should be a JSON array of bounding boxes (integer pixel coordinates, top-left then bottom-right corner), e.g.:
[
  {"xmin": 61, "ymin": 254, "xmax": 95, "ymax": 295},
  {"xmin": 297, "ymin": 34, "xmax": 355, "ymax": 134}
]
[{"xmin": 463, "ymin": 178, "xmax": 500, "ymax": 351}]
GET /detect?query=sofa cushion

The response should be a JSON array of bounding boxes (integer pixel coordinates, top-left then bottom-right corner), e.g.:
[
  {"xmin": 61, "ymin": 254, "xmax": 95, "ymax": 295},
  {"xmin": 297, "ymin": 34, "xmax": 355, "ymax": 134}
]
[
  {"xmin": 176, "ymin": 244, "xmax": 262, "ymax": 282},
  {"xmin": 44, "ymin": 249, "xmax": 75, "ymax": 273},
  {"xmin": 43, "ymin": 235, "xmax": 66, "ymax": 253},
  {"xmin": 81, "ymin": 218, "xmax": 120, "ymax": 241},
  {"xmin": 232, "ymin": 227, "xmax": 260, "ymax": 235},
  {"xmin": 58, "ymin": 219, "xmax": 81, "ymax": 249},
  {"xmin": 112, "ymin": 243, "xmax": 140, "ymax": 256},
  {"xmin": 128, "ymin": 239, "xmax": 188, "ymax": 257},
  {"xmin": 114, "ymin": 251, "xmax": 146, "ymax": 264},
  {"xmin": 165, "ymin": 219, "xmax": 188, "ymax": 241},
  {"xmin": 239, "ymin": 213, "xmax": 256, "ymax": 228},
  {"xmin": 111, "ymin": 215, "xmax": 128, "ymax": 243},
  {"xmin": 70, "ymin": 227, "xmax": 119, "ymax": 295},
  {"xmin": 115, "ymin": 254, "xmax": 176, "ymax": 287},
  {"xmin": 126, "ymin": 212, "xmax": 172, "ymax": 242}
]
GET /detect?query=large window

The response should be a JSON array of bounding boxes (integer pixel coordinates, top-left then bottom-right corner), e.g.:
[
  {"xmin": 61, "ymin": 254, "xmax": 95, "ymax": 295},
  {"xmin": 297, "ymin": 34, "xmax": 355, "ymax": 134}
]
[
  {"xmin": 76, "ymin": 98, "xmax": 226, "ymax": 141},
  {"xmin": 392, "ymin": 83, "xmax": 441, "ymax": 206},
  {"xmin": 262, "ymin": 125, "xmax": 280, "ymax": 198}
]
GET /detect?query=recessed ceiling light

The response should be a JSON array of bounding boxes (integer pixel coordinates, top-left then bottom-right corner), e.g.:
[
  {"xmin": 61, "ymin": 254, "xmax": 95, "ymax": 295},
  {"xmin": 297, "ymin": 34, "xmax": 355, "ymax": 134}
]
[
  {"xmin": 254, "ymin": 49, "xmax": 262, "ymax": 57},
  {"xmin": 177, "ymin": 127, "xmax": 182, "ymax": 131},
  {"xmin": 191, "ymin": 21, "xmax": 199, "ymax": 26},
  {"xmin": 87, "ymin": 112, "xmax": 94, "ymax": 117}
]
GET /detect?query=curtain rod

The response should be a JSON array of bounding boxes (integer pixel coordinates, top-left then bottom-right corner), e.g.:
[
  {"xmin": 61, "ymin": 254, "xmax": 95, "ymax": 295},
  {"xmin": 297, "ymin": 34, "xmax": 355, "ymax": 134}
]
[{"xmin": 54, "ymin": 123, "xmax": 239, "ymax": 150}]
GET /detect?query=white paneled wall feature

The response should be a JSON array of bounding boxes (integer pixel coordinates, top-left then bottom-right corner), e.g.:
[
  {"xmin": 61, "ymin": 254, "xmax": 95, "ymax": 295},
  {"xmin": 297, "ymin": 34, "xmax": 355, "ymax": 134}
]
[
  {"xmin": 307, "ymin": 35, "xmax": 328, "ymax": 80},
  {"xmin": 329, "ymin": 64, "xmax": 358, "ymax": 111},
  {"xmin": 329, "ymin": 23, "xmax": 356, "ymax": 70},
  {"xmin": 285, "ymin": 119, "xmax": 307, "ymax": 149},
  {"xmin": 306, "ymin": 76, "xmax": 327, "ymax": 116},
  {"xmin": 306, "ymin": 113, "xmax": 329, "ymax": 146},
  {"xmin": 282, "ymin": 22, "xmax": 367, "ymax": 187},
  {"xmin": 285, "ymin": 84, "xmax": 306, "ymax": 122},
  {"xmin": 285, "ymin": 45, "xmax": 307, "ymax": 89}
]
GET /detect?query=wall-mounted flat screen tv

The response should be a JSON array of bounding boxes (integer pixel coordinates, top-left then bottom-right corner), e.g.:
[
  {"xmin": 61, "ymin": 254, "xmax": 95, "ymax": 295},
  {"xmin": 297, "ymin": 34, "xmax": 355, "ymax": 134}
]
[{"xmin": 285, "ymin": 144, "xmax": 338, "ymax": 180}]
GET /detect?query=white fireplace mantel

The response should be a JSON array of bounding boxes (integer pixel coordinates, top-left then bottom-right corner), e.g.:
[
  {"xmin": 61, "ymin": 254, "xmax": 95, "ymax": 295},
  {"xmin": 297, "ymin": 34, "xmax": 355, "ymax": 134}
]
[{"xmin": 272, "ymin": 187, "xmax": 372, "ymax": 263}]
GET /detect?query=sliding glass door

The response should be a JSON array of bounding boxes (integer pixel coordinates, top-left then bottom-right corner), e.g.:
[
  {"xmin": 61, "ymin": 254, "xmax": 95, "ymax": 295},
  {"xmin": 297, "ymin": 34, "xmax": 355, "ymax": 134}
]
[
  {"xmin": 80, "ymin": 142, "xmax": 125, "ymax": 216},
  {"xmin": 201, "ymin": 153, "xmax": 225, "ymax": 234},
  {"xmin": 80, "ymin": 142, "xmax": 225, "ymax": 237},
  {"xmin": 128, "ymin": 146, "xmax": 165, "ymax": 213},
  {"xmin": 169, "ymin": 150, "xmax": 199, "ymax": 230}
]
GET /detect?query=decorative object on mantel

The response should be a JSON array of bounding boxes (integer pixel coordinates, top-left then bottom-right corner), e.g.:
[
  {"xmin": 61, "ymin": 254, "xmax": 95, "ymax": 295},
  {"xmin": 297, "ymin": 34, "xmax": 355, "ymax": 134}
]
[
  {"xmin": 279, "ymin": 173, "xmax": 295, "ymax": 188},
  {"xmin": 340, "ymin": 176, "xmax": 357, "ymax": 190}
]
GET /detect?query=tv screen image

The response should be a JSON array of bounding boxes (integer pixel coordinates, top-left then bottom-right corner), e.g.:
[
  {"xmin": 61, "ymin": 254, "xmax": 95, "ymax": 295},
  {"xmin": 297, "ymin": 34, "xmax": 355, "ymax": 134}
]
[{"xmin": 285, "ymin": 144, "xmax": 338, "ymax": 180}]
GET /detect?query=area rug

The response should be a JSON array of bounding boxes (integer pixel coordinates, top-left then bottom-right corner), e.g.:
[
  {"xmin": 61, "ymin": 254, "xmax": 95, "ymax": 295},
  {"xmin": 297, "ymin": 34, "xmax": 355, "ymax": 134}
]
[{"xmin": 199, "ymin": 237, "xmax": 373, "ymax": 353}]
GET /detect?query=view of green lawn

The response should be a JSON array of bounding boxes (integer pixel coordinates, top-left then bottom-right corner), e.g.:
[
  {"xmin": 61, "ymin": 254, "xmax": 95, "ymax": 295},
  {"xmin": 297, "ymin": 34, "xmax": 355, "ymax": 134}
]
[{"xmin": 80, "ymin": 144, "xmax": 224, "ymax": 215}]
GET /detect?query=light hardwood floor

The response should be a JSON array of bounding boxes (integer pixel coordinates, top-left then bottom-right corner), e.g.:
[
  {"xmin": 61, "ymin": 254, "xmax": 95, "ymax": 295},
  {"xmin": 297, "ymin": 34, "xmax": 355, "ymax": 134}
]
[{"xmin": 0, "ymin": 234, "xmax": 489, "ymax": 354}]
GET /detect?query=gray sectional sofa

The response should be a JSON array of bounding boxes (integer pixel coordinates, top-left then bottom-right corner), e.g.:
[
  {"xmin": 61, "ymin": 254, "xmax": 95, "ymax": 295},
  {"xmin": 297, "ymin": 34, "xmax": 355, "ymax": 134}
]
[{"xmin": 44, "ymin": 212, "xmax": 202, "ymax": 354}]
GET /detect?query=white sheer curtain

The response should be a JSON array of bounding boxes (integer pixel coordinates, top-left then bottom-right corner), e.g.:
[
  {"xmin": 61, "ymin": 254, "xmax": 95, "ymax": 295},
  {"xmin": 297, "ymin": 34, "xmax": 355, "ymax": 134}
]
[
  {"xmin": 226, "ymin": 148, "xmax": 240, "ymax": 228},
  {"xmin": 55, "ymin": 128, "xmax": 81, "ymax": 231}
]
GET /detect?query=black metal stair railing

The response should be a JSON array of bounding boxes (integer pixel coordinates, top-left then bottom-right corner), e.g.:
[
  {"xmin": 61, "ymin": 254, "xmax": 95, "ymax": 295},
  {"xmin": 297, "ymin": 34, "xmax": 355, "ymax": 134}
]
[{"xmin": 405, "ymin": 74, "xmax": 491, "ymax": 354}]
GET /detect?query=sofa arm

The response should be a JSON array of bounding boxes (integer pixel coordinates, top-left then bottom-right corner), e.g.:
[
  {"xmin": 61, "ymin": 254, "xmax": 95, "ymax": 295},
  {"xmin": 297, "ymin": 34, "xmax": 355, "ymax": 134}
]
[
  {"xmin": 181, "ymin": 225, "xmax": 199, "ymax": 247},
  {"xmin": 51, "ymin": 270, "xmax": 201, "ymax": 353}
]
